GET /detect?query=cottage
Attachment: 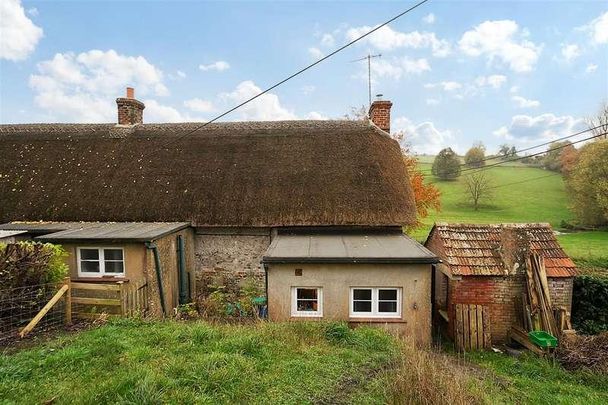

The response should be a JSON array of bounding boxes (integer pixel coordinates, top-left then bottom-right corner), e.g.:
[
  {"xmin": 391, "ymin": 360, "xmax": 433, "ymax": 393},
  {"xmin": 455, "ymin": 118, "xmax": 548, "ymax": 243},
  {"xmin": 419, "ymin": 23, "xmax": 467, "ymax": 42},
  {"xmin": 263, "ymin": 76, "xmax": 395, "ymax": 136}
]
[
  {"xmin": 0, "ymin": 88, "xmax": 437, "ymax": 342},
  {"xmin": 425, "ymin": 223, "xmax": 577, "ymax": 343}
]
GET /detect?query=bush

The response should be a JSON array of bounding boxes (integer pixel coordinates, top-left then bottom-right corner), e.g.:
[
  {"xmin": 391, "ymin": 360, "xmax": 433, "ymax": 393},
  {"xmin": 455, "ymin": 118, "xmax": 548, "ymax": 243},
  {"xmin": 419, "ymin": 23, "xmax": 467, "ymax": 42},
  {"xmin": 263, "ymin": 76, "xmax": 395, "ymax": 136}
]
[
  {"xmin": 572, "ymin": 275, "xmax": 608, "ymax": 335},
  {"xmin": 0, "ymin": 242, "xmax": 68, "ymax": 289},
  {"xmin": 196, "ymin": 273, "xmax": 263, "ymax": 319},
  {"xmin": 464, "ymin": 146, "xmax": 485, "ymax": 168}
]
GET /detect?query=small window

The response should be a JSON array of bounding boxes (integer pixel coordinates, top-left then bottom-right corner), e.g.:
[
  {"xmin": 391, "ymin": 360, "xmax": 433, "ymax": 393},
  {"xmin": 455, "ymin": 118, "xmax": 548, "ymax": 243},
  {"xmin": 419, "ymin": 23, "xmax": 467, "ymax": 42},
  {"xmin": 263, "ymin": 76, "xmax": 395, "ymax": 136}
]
[
  {"xmin": 350, "ymin": 287, "xmax": 401, "ymax": 318},
  {"xmin": 291, "ymin": 287, "xmax": 323, "ymax": 317},
  {"xmin": 78, "ymin": 247, "xmax": 125, "ymax": 277}
]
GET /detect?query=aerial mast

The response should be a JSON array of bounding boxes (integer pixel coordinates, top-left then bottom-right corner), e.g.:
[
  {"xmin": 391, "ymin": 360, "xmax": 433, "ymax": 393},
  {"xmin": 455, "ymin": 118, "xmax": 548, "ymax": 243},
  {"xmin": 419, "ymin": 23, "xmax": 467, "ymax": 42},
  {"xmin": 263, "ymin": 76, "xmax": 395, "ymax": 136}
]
[{"xmin": 351, "ymin": 53, "xmax": 382, "ymax": 108}]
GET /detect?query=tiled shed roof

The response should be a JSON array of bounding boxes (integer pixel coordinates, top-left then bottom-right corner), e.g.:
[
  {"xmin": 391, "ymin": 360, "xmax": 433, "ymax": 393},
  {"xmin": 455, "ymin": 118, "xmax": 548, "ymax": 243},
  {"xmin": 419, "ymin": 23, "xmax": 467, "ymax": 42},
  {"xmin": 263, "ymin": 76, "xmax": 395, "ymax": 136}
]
[{"xmin": 426, "ymin": 223, "xmax": 577, "ymax": 277}]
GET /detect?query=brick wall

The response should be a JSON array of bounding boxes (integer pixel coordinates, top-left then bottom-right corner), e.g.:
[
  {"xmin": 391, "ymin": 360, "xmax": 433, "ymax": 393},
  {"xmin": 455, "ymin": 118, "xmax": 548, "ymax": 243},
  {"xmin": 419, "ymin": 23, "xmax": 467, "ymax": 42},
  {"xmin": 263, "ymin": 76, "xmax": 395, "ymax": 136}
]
[
  {"xmin": 368, "ymin": 100, "xmax": 392, "ymax": 133},
  {"xmin": 448, "ymin": 275, "xmax": 574, "ymax": 343}
]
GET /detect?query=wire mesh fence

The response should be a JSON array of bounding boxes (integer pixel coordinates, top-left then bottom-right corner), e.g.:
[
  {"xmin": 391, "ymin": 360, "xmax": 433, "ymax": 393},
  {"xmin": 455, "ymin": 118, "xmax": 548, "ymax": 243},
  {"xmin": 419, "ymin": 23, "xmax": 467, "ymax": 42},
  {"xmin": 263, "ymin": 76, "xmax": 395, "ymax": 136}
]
[{"xmin": 0, "ymin": 283, "xmax": 66, "ymax": 347}]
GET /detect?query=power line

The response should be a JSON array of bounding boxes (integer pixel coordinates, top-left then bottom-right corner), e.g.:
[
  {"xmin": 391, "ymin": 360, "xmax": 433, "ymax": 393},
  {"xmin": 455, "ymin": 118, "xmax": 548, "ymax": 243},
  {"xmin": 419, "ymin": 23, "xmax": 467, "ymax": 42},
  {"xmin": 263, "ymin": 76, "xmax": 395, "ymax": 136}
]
[
  {"xmin": 424, "ymin": 131, "xmax": 605, "ymax": 184},
  {"xmin": 137, "ymin": 0, "xmax": 431, "ymax": 160},
  {"xmin": 419, "ymin": 124, "xmax": 603, "ymax": 175},
  {"xmin": 438, "ymin": 172, "xmax": 562, "ymax": 198}
]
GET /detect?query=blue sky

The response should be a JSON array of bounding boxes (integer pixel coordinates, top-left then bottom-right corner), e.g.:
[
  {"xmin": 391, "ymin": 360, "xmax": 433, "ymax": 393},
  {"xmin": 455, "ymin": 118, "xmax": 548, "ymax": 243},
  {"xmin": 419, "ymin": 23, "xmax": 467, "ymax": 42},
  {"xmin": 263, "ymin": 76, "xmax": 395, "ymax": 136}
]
[{"xmin": 1, "ymin": 0, "xmax": 606, "ymax": 154}]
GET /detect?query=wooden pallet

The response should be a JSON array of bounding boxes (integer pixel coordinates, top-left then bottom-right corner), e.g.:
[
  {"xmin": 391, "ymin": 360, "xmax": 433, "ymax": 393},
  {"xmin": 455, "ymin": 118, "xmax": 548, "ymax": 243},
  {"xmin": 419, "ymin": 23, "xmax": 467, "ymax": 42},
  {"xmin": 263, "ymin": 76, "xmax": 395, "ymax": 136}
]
[{"xmin": 455, "ymin": 304, "xmax": 491, "ymax": 352}]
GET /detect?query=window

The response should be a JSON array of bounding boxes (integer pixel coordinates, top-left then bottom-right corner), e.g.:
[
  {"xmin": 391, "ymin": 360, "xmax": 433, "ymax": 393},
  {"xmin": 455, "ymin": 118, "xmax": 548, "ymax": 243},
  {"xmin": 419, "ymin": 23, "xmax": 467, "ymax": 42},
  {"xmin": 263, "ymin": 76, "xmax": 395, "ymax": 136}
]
[
  {"xmin": 78, "ymin": 247, "xmax": 125, "ymax": 277},
  {"xmin": 350, "ymin": 288, "xmax": 401, "ymax": 318},
  {"xmin": 291, "ymin": 287, "xmax": 323, "ymax": 317}
]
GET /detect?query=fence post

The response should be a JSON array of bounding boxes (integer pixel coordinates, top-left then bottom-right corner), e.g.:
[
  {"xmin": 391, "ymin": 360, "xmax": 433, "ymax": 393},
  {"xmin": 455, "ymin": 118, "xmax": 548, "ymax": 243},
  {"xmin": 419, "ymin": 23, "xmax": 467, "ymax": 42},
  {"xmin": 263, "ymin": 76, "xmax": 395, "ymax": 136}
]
[
  {"xmin": 118, "ymin": 281, "xmax": 125, "ymax": 316},
  {"xmin": 64, "ymin": 276, "xmax": 72, "ymax": 325}
]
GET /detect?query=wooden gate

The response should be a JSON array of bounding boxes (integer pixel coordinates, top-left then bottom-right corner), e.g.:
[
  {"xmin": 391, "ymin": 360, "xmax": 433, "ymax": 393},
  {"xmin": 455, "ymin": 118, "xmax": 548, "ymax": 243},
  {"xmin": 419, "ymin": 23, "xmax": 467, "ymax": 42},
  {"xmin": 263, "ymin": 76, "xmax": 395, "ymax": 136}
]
[{"xmin": 455, "ymin": 304, "xmax": 491, "ymax": 352}]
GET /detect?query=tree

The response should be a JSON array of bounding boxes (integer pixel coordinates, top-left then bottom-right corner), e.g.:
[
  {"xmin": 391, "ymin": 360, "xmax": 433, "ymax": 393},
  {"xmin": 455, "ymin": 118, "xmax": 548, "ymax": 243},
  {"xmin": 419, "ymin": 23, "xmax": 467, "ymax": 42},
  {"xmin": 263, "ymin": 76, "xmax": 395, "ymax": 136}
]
[
  {"xmin": 463, "ymin": 171, "xmax": 493, "ymax": 211},
  {"xmin": 432, "ymin": 148, "xmax": 461, "ymax": 180},
  {"xmin": 586, "ymin": 102, "xmax": 608, "ymax": 140},
  {"xmin": 344, "ymin": 105, "xmax": 367, "ymax": 120},
  {"xmin": 560, "ymin": 144, "xmax": 579, "ymax": 177},
  {"xmin": 508, "ymin": 146, "xmax": 517, "ymax": 158},
  {"xmin": 391, "ymin": 132, "xmax": 441, "ymax": 229},
  {"xmin": 498, "ymin": 144, "xmax": 511, "ymax": 158},
  {"xmin": 543, "ymin": 141, "xmax": 572, "ymax": 172},
  {"xmin": 565, "ymin": 140, "xmax": 608, "ymax": 227},
  {"xmin": 464, "ymin": 145, "xmax": 485, "ymax": 168}
]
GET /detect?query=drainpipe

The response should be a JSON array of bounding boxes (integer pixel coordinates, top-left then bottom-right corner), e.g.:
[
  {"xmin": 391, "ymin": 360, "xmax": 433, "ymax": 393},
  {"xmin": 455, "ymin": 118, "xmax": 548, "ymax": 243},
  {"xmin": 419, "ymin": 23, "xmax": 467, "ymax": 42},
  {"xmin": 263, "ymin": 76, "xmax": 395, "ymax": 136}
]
[
  {"xmin": 177, "ymin": 235, "xmax": 188, "ymax": 304},
  {"xmin": 264, "ymin": 263, "xmax": 269, "ymax": 319},
  {"xmin": 145, "ymin": 241, "xmax": 166, "ymax": 317}
]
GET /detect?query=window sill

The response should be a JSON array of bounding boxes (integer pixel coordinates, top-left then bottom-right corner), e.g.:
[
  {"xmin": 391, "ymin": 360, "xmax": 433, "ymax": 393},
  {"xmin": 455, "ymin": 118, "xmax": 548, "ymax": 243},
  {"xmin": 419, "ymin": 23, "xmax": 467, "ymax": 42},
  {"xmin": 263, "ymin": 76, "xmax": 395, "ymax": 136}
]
[
  {"xmin": 290, "ymin": 316, "xmax": 323, "ymax": 320},
  {"xmin": 72, "ymin": 277, "xmax": 129, "ymax": 283},
  {"xmin": 349, "ymin": 318, "xmax": 405, "ymax": 324}
]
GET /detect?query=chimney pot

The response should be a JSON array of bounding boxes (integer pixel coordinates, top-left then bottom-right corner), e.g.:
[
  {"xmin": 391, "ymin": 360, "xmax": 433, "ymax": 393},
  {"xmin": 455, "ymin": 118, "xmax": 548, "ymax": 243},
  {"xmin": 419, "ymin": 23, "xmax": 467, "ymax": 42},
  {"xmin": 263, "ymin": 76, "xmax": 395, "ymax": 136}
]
[
  {"xmin": 116, "ymin": 87, "xmax": 145, "ymax": 125},
  {"xmin": 369, "ymin": 99, "xmax": 392, "ymax": 133}
]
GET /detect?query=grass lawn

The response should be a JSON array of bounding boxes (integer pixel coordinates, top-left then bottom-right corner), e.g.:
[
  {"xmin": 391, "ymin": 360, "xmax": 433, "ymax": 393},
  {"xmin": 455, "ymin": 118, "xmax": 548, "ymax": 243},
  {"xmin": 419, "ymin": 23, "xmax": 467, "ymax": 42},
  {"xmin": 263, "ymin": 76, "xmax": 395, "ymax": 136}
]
[
  {"xmin": 465, "ymin": 351, "xmax": 608, "ymax": 404},
  {"xmin": 0, "ymin": 319, "xmax": 396, "ymax": 404},
  {"xmin": 557, "ymin": 231, "xmax": 608, "ymax": 270}
]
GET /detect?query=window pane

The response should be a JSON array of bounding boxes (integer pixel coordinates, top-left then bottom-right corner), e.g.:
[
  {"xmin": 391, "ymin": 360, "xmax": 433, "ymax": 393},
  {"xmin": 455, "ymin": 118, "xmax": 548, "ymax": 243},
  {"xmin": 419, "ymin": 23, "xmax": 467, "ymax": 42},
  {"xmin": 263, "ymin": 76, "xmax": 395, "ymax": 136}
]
[
  {"xmin": 80, "ymin": 249, "xmax": 99, "ymax": 260},
  {"xmin": 104, "ymin": 261, "xmax": 124, "ymax": 274},
  {"xmin": 378, "ymin": 301, "xmax": 397, "ymax": 313},
  {"xmin": 297, "ymin": 288, "xmax": 317, "ymax": 300},
  {"xmin": 81, "ymin": 260, "xmax": 100, "ymax": 273},
  {"xmin": 104, "ymin": 249, "xmax": 123, "ymax": 261},
  {"xmin": 353, "ymin": 289, "xmax": 372, "ymax": 300},
  {"xmin": 378, "ymin": 289, "xmax": 397, "ymax": 301},
  {"xmin": 297, "ymin": 300, "xmax": 318, "ymax": 311},
  {"xmin": 353, "ymin": 301, "xmax": 372, "ymax": 312}
]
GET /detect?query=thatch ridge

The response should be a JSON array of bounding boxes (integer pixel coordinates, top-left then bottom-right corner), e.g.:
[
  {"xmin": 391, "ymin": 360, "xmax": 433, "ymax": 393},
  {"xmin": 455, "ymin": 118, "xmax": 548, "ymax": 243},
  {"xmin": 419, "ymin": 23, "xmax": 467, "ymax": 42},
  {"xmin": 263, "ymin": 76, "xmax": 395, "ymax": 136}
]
[{"xmin": 0, "ymin": 120, "xmax": 415, "ymax": 227}]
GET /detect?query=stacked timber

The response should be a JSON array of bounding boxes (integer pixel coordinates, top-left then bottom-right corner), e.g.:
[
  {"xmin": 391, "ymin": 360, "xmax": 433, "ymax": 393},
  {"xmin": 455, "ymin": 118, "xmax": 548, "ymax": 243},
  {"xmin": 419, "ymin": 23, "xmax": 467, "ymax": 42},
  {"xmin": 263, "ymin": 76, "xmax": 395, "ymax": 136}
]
[{"xmin": 522, "ymin": 254, "xmax": 558, "ymax": 336}]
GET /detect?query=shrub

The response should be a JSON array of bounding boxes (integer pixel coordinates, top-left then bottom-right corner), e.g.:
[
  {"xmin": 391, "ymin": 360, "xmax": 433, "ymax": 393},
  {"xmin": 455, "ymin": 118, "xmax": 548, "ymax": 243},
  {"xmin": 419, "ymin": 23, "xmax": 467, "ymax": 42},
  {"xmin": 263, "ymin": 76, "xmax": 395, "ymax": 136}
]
[
  {"xmin": 0, "ymin": 242, "xmax": 68, "ymax": 289},
  {"xmin": 572, "ymin": 275, "xmax": 608, "ymax": 335},
  {"xmin": 464, "ymin": 145, "xmax": 485, "ymax": 168},
  {"xmin": 196, "ymin": 273, "xmax": 264, "ymax": 319}
]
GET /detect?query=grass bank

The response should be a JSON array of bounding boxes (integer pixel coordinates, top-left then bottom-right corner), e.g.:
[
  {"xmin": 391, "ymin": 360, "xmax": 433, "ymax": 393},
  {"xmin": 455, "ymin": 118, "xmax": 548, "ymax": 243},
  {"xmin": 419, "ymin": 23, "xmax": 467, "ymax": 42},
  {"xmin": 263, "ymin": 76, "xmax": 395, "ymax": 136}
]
[{"xmin": 0, "ymin": 319, "xmax": 395, "ymax": 404}]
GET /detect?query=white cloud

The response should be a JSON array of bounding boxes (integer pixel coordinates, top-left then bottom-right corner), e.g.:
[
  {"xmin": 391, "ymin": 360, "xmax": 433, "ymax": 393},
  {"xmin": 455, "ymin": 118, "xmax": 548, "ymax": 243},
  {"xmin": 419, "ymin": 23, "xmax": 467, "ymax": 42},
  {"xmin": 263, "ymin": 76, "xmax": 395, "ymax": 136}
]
[
  {"xmin": 320, "ymin": 33, "xmax": 335, "ymax": 47},
  {"xmin": 474, "ymin": 74, "xmax": 507, "ymax": 89},
  {"xmin": 585, "ymin": 63, "xmax": 598, "ymax": 73},
  {"xmin": 423, "ymin": 13, "xmax": 436, "ymax": 24},
  {"xmin": 426, "ymin": 98, "xmax": 440, "ymax": 106},
  {"xmin": 393, "ymin": 117, "xmax": 456, "ymax": 154},
  {"xmin": 29, "ymin": 49, "xmax": 170, "ymax": 122},
  {"xmin": 459, "ymin": 20, "xmax": 541, "ymax": 72},
  {"xmin": 144, "ymin": 99, "xmax": 195, "ymax": 123},
  {"xmin": 220, "ymin": 80, "xmax": 297, "ymax": 121},
  {"xmin": 26, "ymin": 7, "xmax": 38, "ymax": 17},
  {"xmin": 308, "ymin": 47, "xmax": 324, "ymax": 59},
  {"xmin": 184, "ymin": 98, "xmax": 215, "ymax": 113},
  {"xmin": 346, "ymin": 25, "xmax": 450, "ymax": 57},
  {"xmin": 199, "ymin": 60, "xmax": 230, "ymax": 72},
  {"xmin": 424, "ymin": 81, "xmax": 462, "ymax": 91},
  {"xmin": 306, "ymin": 111, "xmax": 327, "ymax": 120},
  {"xmin": 494, "ymin": 113, "xmax": 584, "ymax": 142},
  {"xmin": 365, "ymin": 57, "xmax": 430, "ymax": 80},
  {"xmin": 301, "ymin": 85, "xmax": 316, "ymax": 95},
  {"xmin": 0, "ymin": 0, "xmax": 43, "ymax": 61},
  {"xmin": 509, "ymin": 85, "xmax": 519, "ymax": 94},
  {"xmin": 580, "ymin": 11, "xmax": 608, "ymax": 44},
  {"xmin": 168, "ymin": 70, "xmax": 187, "ymax": 80},
  {"xmin": 511, "ymin": 95, "xmax": 540, "ymax": 108},
  {"xmin": 560, "ymin": 43, "xmax": 580, "ymax": 62}
]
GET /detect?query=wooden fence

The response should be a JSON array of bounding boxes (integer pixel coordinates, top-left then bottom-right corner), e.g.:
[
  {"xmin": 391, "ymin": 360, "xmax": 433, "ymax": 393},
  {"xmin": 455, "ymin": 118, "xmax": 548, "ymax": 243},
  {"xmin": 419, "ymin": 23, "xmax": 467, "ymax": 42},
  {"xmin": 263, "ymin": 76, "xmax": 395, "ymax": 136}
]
[
  {"xmin": 20, "ymin": 278, "xmax": 149, "ymax": 337},
  {"xmin": 454, "ymin": 304, "xmax": 491, "ymax": 352}
]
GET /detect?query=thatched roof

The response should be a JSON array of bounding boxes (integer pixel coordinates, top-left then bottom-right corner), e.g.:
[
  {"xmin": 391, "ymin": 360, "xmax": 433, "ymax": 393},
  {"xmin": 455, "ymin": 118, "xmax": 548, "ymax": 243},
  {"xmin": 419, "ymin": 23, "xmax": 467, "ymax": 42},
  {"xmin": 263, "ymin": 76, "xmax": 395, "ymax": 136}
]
[
  {"xmin": 0, "ymin": 120, "xmax": 416, "ymax": 227},
  {"xmin": 425, "ymin": 223, "xmax": 576, "ymax": 277}
]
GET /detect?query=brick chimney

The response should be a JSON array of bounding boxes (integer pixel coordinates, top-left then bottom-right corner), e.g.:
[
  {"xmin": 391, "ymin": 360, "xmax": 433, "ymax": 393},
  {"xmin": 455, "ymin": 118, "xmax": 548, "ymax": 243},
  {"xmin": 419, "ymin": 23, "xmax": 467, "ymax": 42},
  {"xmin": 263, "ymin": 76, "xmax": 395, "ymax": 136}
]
[
  {"xmin": 116, "ymin": 87, "xmax": 145, "ymax": 125},
  {"xmin": 368, "ymin": 96, "xmax": 392, "ymax": 133},
  {"xmin": 500, "ymin": 226, "xmax": 530, "ymax": 275}
]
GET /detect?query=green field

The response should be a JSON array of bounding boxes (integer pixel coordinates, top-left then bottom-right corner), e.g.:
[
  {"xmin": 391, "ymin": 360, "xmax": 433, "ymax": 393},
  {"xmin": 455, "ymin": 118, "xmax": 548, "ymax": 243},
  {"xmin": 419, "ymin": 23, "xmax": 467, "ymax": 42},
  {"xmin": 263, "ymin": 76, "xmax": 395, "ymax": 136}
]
[{"xmin": 413, "ymin": 157, "xmax": 607, "ymax": 266}]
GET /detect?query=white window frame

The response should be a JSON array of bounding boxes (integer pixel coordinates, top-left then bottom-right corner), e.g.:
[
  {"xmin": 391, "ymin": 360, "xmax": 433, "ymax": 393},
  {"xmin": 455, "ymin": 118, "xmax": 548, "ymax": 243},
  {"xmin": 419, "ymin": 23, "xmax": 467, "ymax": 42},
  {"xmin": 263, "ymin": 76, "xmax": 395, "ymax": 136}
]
[
  {"xmin": 349, "ymin": 287, "xmax": 402, "ymax": 319},
  {"xmin": 291, "ymin": 287, "xmax": 323, "ymax": 317},
  {"xmin": 77, "ymin": 247, "xmax": 125, "ymax": 277}
]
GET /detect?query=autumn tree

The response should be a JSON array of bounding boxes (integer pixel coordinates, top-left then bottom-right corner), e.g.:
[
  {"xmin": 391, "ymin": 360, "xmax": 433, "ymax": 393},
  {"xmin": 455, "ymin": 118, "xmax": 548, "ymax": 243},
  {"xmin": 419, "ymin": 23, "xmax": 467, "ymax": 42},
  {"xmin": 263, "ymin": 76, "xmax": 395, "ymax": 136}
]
[
  {"xmin": 543, "ymin": 141, "xmax": 572, "ymax": 172},
  {"xmin": 432, "ymin": 147, "xmax": 461, "ymax": 180},
  {"xmin": 464, "ymin": 144, "xmax": 486, "ymax": 168},
  {"xmin": 586, "ymin": 102, "xmax": 608, "ymax": 140},
  {"xmin": 560, "ymin": 144, "xmax": 579, "ymax": 177},
  {"xmin": 565, "ymin": 140, "xmax": 608, "ymax": 226},
  {"xmin": 463, "ymin": 171, "xmax": 493, "ymax": 211},
  {"xmin": 392, "ymin": 132, "xmax": 441, "ymax": 230}
]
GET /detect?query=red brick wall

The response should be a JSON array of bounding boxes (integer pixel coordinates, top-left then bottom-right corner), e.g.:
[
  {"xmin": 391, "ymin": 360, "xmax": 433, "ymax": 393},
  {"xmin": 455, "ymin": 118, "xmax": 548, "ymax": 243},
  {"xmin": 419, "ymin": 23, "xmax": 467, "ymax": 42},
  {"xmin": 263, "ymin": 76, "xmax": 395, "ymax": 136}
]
[
  {"xmin": 368, "ymin": 100, "xmax": 392, "ymax": 133},
  {"xmin": 447, "ymin": 276, "xmax": 573, "ymax": 343}
]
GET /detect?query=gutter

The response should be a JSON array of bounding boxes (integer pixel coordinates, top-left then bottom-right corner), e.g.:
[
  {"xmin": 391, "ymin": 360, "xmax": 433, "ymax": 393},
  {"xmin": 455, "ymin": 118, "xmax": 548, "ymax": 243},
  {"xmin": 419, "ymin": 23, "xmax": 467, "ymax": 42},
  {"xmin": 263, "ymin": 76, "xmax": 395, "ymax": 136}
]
[
  {"xmin": 261, "ymin": 256, "xmax": 440, "ymax": 265},
  {"xmin": 145, "ymin": 241, "xmax": 167, "ymax": 317}
]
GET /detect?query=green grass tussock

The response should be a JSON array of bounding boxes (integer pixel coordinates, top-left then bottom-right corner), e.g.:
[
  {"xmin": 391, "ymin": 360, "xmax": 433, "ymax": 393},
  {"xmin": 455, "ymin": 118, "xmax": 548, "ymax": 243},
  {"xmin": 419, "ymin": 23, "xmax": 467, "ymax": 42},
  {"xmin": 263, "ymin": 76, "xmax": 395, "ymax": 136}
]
[{"xmin": 0, "ymin": 319, "xmax": 396, "ymax": 404}]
